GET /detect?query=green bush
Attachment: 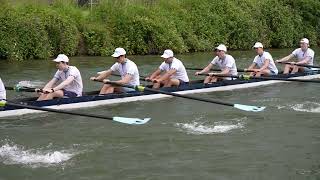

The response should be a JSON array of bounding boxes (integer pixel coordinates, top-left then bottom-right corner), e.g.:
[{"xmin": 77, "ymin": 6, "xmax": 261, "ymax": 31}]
[
  {"xmin": 0, "ymin": 6, "xmax": 50, "ymax": 60},
  {"xmin": 0, "ymin": 0, "xmax": 319, "ymax": 60},
  {"xmin": 82, "ymin": 24, "xmax": 113, "ymax": 56}
]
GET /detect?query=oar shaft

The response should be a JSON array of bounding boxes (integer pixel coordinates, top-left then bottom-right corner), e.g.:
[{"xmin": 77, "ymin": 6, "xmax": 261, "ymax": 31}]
[
  {"xmin": 105, "ymin": 81, "xmax": 234, "ymax": 107},
  {"xmin": 277, "ymin": 62, "xmax": 320, "ymax": 69},
  {"xmin": 200, "ymin": 73, "xmax": 320, "ymax": 83},
  {"xmin": 111, "ymin": 73, "xmax": 148, "ymax": 81},
  {"xmin": 5, "ymin": 102, "xmax": 113, "ymax": 120},
  {"xmin": 1, "ymin": 101, "xmax": 150, "ymax": 125},
  {"xmin": 186, "ymin": 67, "xmax": 254, "ymax": 73}
]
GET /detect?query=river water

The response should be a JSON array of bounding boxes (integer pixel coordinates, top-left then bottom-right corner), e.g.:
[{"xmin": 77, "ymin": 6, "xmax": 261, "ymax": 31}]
[{"xmin": 0, "ymin": 48, "xmax": 319, "ymax": 180}]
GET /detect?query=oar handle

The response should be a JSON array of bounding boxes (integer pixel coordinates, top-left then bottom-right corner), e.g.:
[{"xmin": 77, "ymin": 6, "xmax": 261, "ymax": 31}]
[
  {"xmin": 111, "ymin": 73, "xmax": 148, "ymax": 81},
  {"xmin": 186, "ymin": 67, "xmax": 254, "ymax": 73},
  {"xmin": 277, "ymin": 61, "xmax": 320, "ymax": 69},
  {"xmin": 200, "ymin": 73, "xmax": 320, "ymax": 83}
]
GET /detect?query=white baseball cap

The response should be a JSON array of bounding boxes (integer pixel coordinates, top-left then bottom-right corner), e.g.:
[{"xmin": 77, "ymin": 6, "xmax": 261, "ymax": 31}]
[
  {"xmin": 161, "ymin": 49, "xmax": 174, "ymax": 58},
  {"xmin": 253, "ymin": 42, "xmax": 263, "ymax": 48},
  {"xmin": 215, "ymin": 44, "xmax": 227, "ymax": 52},
  {"xmin": 53, "ymin": 54, "xmax": 69, "ymax": 63},
  {"xmin": 300, "ymin": 38, "xmax": 309, "ymax": 44},
  {"xmin": 111, "ymin": 47, "xmax": 126, "ymax": 57}
]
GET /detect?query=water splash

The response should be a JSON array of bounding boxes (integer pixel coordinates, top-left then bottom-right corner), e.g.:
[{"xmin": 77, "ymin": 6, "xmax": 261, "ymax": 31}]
[
  {"xmin": 176, "ymin": 118, "xmax": 245, "ymax": 135},
  {"xmin": 0, "ymin": 142, "xmax": 75, "ymax": 168},
  {"xmin": 291, "ymin": 102, "xmax": 320, "ymax": 113},
  {"xmin": 18, "ymin": 80, "xmax": 45, "ymax": 88}
]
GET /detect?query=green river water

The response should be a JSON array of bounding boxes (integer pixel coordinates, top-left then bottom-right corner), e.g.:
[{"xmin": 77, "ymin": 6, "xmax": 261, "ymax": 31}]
[{"xmin": 0, "ymin": 48, "xmax": 319, "ymax": 180}]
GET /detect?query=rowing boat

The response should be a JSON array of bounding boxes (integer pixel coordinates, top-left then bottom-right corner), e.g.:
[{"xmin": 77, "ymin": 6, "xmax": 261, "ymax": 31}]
[{"xmin": 1, "ymin": 71, "xmax": 319, "ymax": 118}]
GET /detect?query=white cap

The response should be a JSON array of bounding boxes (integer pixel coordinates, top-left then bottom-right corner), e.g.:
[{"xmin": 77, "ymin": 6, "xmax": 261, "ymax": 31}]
[
  {"xmin": 111, "ymin": 47, "xmax": 126, "ymax": 57},
  {"xmin": 161, "ymin": 49, "xmax": 174, "ymax": 58},
  {"xmin": 215, "ymin": 44, "xmax": 227, "ymax": 52},
  {"xmin": 300, "ymin": 38, "xmax": 309, "ymax": 44},
  {"xmin": 253, "ymin": 42, "xmax": 263, "ymax": 48},
  {"xmin": 53, "ymin": 54, "xmax": 69, "ymax": 63}
]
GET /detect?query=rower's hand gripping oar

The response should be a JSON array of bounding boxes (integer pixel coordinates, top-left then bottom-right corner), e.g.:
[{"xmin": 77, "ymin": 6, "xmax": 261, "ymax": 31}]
[
  {"xmin": 0, "ymin": 101, "xmax": 151, "ymax": 125},
  {"xmin": 200, "ymin": 73, "xmax": 320, "ymax": 83},
  {"xmin": 99, "ymin": 81, "xmax": 266, "ymax": 112}
]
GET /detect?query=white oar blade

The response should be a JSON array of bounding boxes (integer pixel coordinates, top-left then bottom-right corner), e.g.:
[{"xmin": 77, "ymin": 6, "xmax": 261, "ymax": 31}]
[
  {"xmin": 234, "ymin": 104, "xmax": 266, "ymax": 112},
  {"xmin": 113, "ymin": 116, "xmax": 151, "ymax": 125}
]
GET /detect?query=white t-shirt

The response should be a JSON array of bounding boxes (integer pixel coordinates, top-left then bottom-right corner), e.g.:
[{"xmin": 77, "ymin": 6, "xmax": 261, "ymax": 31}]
[
  {"xmin": 53, "ymin": 66, "xmax": 83, "ymax": 96},
  {"xmin": 211, "ymin": 54, "xmax": 238, "ymax": 75},
  {"xmin": 110, "ymin": 59, "xmax": 140, "ymax": 86},
  {"xmin": 159, "ymin": 58, "xmax": 189, "ymax": 82},
  {"xmin": 292, "ymin": 48, "xmax": 315, "ymax": 65},
  {"xmin": 253, "ymin": 51, "xmax": 278, "ymax": 74},
  {"xmin": 0, "ymin": 78, "xmax": 6, "ymax": 100}
]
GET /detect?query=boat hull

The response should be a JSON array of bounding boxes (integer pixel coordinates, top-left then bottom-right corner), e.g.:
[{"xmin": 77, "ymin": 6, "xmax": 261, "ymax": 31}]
[{"xmin": 1, "ymin": 72, "xmax": 319, "ymax": 118}]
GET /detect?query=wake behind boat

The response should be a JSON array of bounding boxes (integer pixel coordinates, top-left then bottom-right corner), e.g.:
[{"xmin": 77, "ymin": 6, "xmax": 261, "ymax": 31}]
[{"xmin": 1, "ymin": 71, "xmax": 319, "ymax": 118}]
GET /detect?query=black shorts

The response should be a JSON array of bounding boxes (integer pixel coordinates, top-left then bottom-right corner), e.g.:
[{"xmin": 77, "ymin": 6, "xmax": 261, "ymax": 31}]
[
  {"xmin": 179, "ymin": 80, "xmax": 189, "ymax": 87},
  {"xmin": 62, "ymin": 90, "xmax": 78, "ymax": 97}
]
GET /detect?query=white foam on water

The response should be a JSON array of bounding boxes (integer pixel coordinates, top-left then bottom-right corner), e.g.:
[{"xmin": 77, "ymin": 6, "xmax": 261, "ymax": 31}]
[
  {"xmin": 18, "ymin": 80, "xmax": 45, "ymax": 88},
  {"xmin": 291, "ymin": 101, "xmax": 320, "ymax": 113},
  {"xmin": 176, "ymin": 118, "xmax": 245, "ymax": 135},
  {"xmin": 0, "ymin": 142, "xmax": 75, "ymax": 167}
]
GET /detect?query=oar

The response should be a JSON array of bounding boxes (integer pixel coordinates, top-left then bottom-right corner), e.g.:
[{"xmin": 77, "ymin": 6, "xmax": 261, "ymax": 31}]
[
  {"xmin": 97, "ymin": 80, "xmax": 265, "ymax": 112},
  {"xmin": 0, "ymin": 101, "xmax": 151, "ymax": 125},
  {"xmin": 187, "ymin": 67, "xmax": 285, "ymax": 74},
  {"xmin": 111, "ymin": 73, "xmax": 149, "ymax": 81},
  {"xmin": 186, "ymin": 67, "xmax": 255, "ymax": 73},
  {"xmin": 97, "ymin": 71, "xmax": 150, "ymax": 82},
  {"xmin": 199, "ymin": 73, "xmax": 320, "ymax": 83},
  {"xmin": 277, "ymin": 62, "xmax": 320, "ymax": 69}
]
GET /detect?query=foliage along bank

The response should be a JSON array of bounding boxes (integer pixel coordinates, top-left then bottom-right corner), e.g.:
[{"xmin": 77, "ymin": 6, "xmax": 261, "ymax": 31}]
[{"xmin": 0, "ymin": 0, "xmax": 319, "ymax": 60}]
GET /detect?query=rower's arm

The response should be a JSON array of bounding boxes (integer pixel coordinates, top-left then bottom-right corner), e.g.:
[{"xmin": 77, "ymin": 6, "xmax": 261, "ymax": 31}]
[
  {"xmin": 116, "ymin": 74, "xmax": 132, "ymax": 84},
  {"xmin": 219, "ymin": 67, "xmax": 230, "ymax": 75},
  {"xmin": 149, "ymin": 69, "xmax": 161, "ymax": 79},
  {"xmin": 295, "ymin": 57, "xmax": 310, "ymax": 65},
  {"xmin": 53, "ymin": 76, "xmax": 74, "ymax": 91},
  {"xmin": 247, "ymin": 63, "xmax": 256, "ymax": 70},
  {"xmin": 158, "ymin": 69, "xmax": 176, "ymax": 82},
  {"xmin": 94, "ymin": 69, "xmax": 112, "ymax": 81},
  {"xmin": 259, "ymin": 59, "xmax": 270, "ymax": 71},
  {"xmin": 277, "ymin": 54, "xmax": 294, "ymax": 62},
  {"xmin": 43, "ymin": 78, "xmax": 58, "ymax": 89},
  {"xmin": 201, "ymin": 64, "xmax": 214, "ymax": 73}
]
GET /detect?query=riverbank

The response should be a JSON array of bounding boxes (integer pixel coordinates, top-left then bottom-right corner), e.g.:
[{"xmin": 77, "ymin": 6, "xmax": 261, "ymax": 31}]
[{"xmin": 1, "ymin": 0, "xmax": 319, "ymax": 60}]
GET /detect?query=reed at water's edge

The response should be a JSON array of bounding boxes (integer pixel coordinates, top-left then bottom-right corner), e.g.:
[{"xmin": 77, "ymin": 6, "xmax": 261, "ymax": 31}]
[{"xmin": 0, "ymin": 0, "xmax": 319, "ymax": 60}]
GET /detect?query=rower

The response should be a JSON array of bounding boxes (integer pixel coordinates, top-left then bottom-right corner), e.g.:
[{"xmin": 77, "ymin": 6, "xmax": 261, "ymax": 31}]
[
  {"xmin": 195, "ymin": 44, "xmax": 237, "ymax": 84},
  {"xmin": 246, "ymin": 42, "xmax": 278, "ymax": 77},
  {"xmin": 90, "ymin": 47, "xmax": 140, "ymax": 94},
  {"xmin": 0, "ymin": 78, "xmax": 6, "ymax": 101},
  {"xmin": 37, "ymin": 54, "xmax": 83, "ymax": 101},
  {"xmin": 276, "ymin": 38, "xmax": 315, "ymax": 74},
  {"xmin": 145, "ymin": 49, "xmax": 189, "ymax": 88}
]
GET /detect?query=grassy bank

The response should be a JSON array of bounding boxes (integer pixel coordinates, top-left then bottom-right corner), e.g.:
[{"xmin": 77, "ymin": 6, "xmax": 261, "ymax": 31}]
[{"xmin": 0, "ymin": 0, "xmax": 319, "ymax": 60}]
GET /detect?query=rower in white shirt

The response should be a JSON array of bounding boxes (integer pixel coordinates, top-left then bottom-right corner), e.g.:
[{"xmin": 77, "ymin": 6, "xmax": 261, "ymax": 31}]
[
  {"xmin": 195, "ymin": 44, "xmax": 238, "ymax": 84},
  {"xmin": 146, "ymin": 49, "xmax": 189, "ymax": 88},
  {"xmin": 276, "ymin": 38, "xmax": 315, "ymax": 74},
  {"xmin": 0, "ymin": 78, "xmax": 6, "ymax": 101},
  {"xmin": 246, "ymin": 42, "xmax": 278, "ymax": 77},
  {"xmin": 90, "ymin": 47, "xmax": 140, "ymax": 94},
  {"xmin": 37, "ymin": 54, "xmax": 83, "ymax": 101}
]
